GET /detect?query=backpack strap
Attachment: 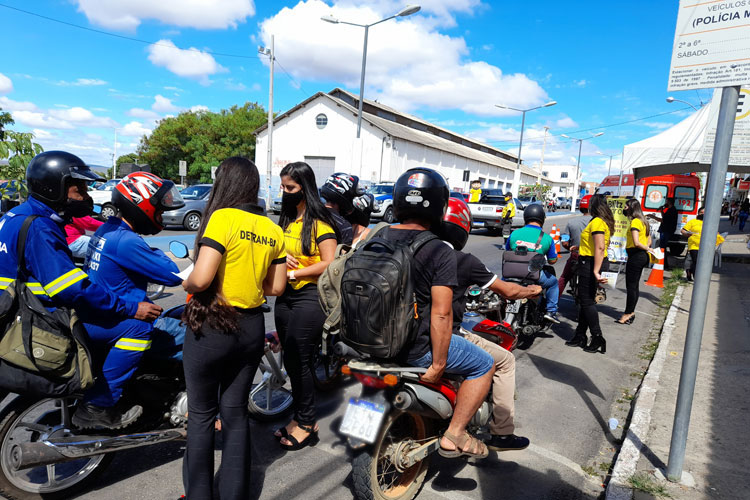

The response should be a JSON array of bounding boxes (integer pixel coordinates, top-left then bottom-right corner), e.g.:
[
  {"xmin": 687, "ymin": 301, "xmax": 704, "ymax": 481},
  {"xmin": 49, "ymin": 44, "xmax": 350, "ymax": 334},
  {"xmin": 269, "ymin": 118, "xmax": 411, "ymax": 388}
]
[
  {"xmin": 534, "ymin": 228, "xmax": 545, "ymax": 250},
  {"xmin": 408, "ymin": 230, "xmax": 438, "ymax": 255},
  {"xmin": 16, "ymin": 215, "xmax": 39, "ymax": 281}
]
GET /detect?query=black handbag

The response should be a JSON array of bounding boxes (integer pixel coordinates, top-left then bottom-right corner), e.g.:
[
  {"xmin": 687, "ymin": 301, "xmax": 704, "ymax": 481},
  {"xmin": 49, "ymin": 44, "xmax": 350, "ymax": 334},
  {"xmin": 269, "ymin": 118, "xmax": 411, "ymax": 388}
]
[{"xmin": 502, "ymin": 229, "xmax": 546, "ymax": 281}]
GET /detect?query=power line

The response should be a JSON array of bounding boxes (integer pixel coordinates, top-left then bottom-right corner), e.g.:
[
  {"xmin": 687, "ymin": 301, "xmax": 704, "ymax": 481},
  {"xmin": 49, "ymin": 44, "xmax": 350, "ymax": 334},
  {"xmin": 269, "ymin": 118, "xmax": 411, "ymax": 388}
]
[
  {"xmin": 274, "ymin": 58, "xmax": 312, "ymax": 98},
  {"xmin": 0, "ymin": 2, "xmax": 259, "ymax": 60}
]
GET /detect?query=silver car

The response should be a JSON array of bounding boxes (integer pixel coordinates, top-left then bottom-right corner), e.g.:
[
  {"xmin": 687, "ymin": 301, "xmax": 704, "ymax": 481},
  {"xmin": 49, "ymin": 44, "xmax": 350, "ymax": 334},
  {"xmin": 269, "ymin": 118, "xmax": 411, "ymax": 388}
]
[{"xmin": 161, "ymin": 184, "xmax": 212, "ymax": 230}]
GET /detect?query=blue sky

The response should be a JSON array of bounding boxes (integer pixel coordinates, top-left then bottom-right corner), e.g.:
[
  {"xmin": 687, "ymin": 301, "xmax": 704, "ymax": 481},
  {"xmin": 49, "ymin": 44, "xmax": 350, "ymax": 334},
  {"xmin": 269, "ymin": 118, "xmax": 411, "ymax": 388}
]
[{"xmin": 0, "ymin": 1, "xmax": 701, "ymax": 181}]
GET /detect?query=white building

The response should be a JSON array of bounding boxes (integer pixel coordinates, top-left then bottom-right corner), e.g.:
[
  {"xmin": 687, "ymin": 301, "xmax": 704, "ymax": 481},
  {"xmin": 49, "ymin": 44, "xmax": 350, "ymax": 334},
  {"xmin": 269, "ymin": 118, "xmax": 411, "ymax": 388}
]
[
  {"xmin": 254, "ymin": 88, "xmax": 548, "ymax": 192},
  {"xmin": 539, "ymin": 164, "xmax": 582, "ymax": 198}
]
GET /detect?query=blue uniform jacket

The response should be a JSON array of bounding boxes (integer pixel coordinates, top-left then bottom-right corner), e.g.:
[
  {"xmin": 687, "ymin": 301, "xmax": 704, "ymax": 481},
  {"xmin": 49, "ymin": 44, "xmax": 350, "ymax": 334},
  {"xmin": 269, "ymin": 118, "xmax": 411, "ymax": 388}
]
[{"xmin": 0, "ymin": 197, "xmax": 138, "ymax": 319}]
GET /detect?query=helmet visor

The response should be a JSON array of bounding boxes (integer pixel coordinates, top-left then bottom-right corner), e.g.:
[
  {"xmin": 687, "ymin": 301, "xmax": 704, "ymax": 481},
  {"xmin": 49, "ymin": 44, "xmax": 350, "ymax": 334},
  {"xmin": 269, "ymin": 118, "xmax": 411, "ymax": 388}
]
[
  {"xmin": 69, "ymin": 165, "xmax": 106, "ymax": 182},
  {"xmin": 152, "ymin": 181, "xmax": 186, "ymax": 211}
]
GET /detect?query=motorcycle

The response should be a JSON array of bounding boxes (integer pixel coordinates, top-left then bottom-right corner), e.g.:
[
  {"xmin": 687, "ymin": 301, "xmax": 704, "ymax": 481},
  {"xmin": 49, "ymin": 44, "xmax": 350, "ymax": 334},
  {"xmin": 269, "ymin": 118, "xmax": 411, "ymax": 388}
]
[
  {"xmin": 0, "ymin": 242, "xmax": 293, "ymax": 499},
  {"xmin": 461, "ymin": 287, "xmax": 518, "ymax": 352},
  {"xmin": 500, "ymin": 255, "xmax": 551, "ymax": 338}
]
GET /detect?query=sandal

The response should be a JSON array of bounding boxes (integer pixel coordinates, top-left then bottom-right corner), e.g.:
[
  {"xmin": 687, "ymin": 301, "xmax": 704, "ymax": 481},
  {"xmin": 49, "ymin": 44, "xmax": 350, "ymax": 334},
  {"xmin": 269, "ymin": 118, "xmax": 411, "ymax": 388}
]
[
  {"xmin": 438, "ymin": 430, "xmax": 489, "ymax": 459},
  {"xmin": 274, "ymin": 421, "xmax": 319, "ymax": 440},
  {"xmin": 279, "ymin": 423, "xmax": 319, "ymax": 451}
]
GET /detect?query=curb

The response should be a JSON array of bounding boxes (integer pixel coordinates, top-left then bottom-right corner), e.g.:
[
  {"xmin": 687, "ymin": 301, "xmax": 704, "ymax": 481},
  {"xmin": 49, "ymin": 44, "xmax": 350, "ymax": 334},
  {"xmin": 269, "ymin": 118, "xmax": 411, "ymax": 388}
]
[{"xmin": 605, "ymin": 285, "xmax": 686, "ymax": 500}]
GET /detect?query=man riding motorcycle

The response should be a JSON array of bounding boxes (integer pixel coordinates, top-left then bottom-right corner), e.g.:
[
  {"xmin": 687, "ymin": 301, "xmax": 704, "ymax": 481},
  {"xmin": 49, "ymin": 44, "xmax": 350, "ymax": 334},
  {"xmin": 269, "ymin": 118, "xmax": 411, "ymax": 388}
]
[
  {"xmin": 0, "ymin": 151, "xmax": 162, "ymax": 427},
  {"xmin": 505, "ymin": 204, "xmax": 560, "ymax": 324},
  {"xmin": 437, "ymin": 197, "xmax": 541, "ymax": 451},
  {"xmin": 73, "ymin": 172, "xmax": 187, "ymax": 430}
]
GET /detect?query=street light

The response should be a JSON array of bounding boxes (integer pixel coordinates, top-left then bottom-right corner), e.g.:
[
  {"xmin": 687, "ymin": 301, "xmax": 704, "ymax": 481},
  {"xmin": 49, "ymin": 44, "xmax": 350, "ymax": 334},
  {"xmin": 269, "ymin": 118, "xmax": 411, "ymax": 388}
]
[
  {"xmin": 596, "ymin": 150, "xmax": 620, "ymax": 177},
  {"xmin": 495, "ymin": 100, "xmax": 557, "ymax": 196},
  {"xmin": 666, "ymin": 96, "xmax": 699, "ymax": 111},
  {"xmin": 561, "ymin": 132, "xmax": 604, "ymax": 211},
  {"xmin": 322, "ymin": 5, "xmax": 421, "ymax": 138}
]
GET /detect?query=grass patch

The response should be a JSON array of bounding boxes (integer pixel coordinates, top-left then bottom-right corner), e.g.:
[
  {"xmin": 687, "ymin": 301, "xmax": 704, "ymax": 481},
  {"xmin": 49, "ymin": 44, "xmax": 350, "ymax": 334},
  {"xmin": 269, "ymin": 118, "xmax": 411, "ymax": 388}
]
[
  {"xmin": 658, "ymin": 270, "xmax": 683, "ymax": 309},
  {"xmin": 638, "ymin": 341, "xmax": 659, "ymax": 360},
  {"xmin": 581, "ymin": 464, "xmax": 598, "ymax": 476},
  {"xmin": 598, "ymin": 461, "xmax": 612, "ymax": 472},
  {"xmin": 630, "ymin": 370, "xmax": 645, "ymax": 378},
  {"xmin": 627, "ymin": 472, "xmax": 672, "ymax": 498}
]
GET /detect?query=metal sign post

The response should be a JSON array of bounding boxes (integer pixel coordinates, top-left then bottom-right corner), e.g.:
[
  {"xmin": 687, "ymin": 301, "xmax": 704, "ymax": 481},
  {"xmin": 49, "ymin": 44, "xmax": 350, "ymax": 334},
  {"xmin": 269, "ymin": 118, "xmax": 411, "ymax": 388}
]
[
  {"xmin": 666, "ymin": 85, "xmax": 739, "ymax": 481},
  {"xmin": 178, "ymin": 160, "xmax": 187, "ymax": 186}
]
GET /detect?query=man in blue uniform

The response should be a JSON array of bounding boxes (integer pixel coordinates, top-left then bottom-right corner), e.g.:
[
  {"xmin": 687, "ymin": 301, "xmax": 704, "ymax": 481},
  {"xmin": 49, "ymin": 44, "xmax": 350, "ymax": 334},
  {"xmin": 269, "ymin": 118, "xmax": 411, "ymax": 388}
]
[
  {"xmin": 0, "ymin": 151, "xmax": 162, "ymax": 429},
  {"xmin": 73, "ymin": 172, "xmax": 186, "ymax": 429}
]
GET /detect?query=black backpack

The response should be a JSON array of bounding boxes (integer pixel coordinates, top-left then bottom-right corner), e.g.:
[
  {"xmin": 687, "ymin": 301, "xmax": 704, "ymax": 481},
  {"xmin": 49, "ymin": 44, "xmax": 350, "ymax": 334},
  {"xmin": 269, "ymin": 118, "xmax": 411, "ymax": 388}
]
[{"xmin": 339, "ymin": 230, "xmax": 437, "ymax": 359}]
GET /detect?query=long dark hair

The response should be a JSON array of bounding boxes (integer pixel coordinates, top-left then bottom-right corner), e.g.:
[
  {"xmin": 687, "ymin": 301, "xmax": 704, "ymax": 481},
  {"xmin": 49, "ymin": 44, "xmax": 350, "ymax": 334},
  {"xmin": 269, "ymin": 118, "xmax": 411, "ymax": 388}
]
[
  {"xmin": 183, "ymin": 156, "xmax": 260, "ymax": 334},
  {"xmin": 589, "ymin": 194, "xmax": 615, "ymax": 234},
  {"xmin": 278, "ymin": 162, "xmax": 340, "ymax": 255},
  {"xmin": 625, "ymin": 198, "xmax": 650, "ymax": 236}
]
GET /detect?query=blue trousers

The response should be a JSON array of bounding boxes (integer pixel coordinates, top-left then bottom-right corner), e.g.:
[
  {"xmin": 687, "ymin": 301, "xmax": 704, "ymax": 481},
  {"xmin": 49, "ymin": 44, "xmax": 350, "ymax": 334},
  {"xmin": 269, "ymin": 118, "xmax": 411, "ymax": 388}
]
[{"xmin": 538, "ymin": 269, "xmax": 559, "ymax": 315}]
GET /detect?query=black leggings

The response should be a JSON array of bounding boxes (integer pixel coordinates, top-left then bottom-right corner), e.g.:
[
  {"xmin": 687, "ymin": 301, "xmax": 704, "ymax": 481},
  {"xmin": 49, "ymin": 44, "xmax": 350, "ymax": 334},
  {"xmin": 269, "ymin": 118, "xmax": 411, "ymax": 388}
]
[
  {"xmin": 575, "ymin": 256, "xmax": 609, "ymax": 338},
  {"xmin": 625, "ymin": 249, "xmax": 649, "ymax": 314},
  {"xmin": 183, "ymin": 308, "xmax": 265, "ymax": 500},
  {"xmin": 274, "ymin": 284, "xmax": 326, "ymax": 426},
  {"xmin": 689, "ymin": 250, "xmax": 699, "ymax": 276}
]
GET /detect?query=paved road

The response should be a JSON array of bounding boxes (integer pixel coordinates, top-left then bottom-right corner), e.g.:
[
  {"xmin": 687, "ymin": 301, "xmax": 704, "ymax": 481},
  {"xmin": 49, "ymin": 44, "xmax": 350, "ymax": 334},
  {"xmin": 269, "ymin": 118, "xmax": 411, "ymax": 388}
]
[{"xmin": 2, "ymin": 213, "xmax": 665, "ymax": 500}]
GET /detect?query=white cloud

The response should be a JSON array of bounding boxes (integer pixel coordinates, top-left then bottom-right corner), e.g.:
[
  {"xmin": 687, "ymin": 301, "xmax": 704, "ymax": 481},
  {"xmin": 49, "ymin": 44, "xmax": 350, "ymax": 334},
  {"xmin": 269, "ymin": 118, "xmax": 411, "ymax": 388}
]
[
  {"xmin": 12, "ymin": 111, "xmax": 74, "ymax": 129},
  {"xmin": 0, "ymin": 73, "xmax": 12, "ymax": 94},
  {"xmin": 119, "ymin": 120, "xmax": 153, "ymax": 137},
  {"xmin": 642, "ymin": 121, "xmax": 673, "ymax": 130},
  {"xmin": 331, "ymin": 0, "xmax": 482, "ymax": 29},
  {"xmin": 49, "ymin": 107, "xmax": 119, "ymax": 128},
  {"xmin": 574, "ymin": 79, "xmax": 587, "ymax": 87},
  {"xmin": 152, "ymin": 94, "xmax": 179, "ymax": 112},
  {"xmin": 0, "ymin": 96, "xmax": 38, "ymax": 112},
  {"xmin": 75, "ymin": 0, "xmax": 255, "ymax": 31},
  {"xmin": 554, "ymin": 116, "xmax": 578, "ymax": 129},
  {"xmin": 147, "ymin": 39, "xmax": 227, "ymax": 85},
  {"xmin": 31, "ymin": 129, "xmax": 56, "ymax": 140},
  {"xmin": 127, "ymin": 108, "xmax": 160, "ymax": 119},
  {"xmin": 55, "ymin": 78, "xmax": 108, "ymax": 86},
  {"xmin": 259, "ymin": 1, "xmax": 549, "ymax": 116},
  {"xmin": 190, "ymin": 105, "xmax": 209, "ymax": 113}
]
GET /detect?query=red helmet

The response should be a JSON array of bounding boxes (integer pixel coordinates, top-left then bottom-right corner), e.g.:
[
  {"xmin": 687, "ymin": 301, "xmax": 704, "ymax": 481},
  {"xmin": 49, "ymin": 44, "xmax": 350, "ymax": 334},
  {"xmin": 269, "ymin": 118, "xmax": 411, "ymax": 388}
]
[
  {"xmin": 438, "ymin": 197, "xmax": 473, "ymax": 250},
  {"xmin": 579, "ymin": 194, "xmax": 592, "ymax": 210},
  {"xmin": 112, "ymin": 172, "xmax": 185, "ymax": 235}
]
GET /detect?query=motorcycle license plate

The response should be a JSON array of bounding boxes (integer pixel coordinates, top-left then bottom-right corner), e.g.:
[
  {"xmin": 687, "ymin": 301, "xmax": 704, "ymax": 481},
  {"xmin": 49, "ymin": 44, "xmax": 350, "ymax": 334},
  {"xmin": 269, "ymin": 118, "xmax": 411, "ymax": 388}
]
[
  {"xmin": 339, "ymin": 397, "xmax": 386, "ymax": 444},
  {"xmin": 506, "ymin": 301, "xmax": 520, "ymax": 313}
]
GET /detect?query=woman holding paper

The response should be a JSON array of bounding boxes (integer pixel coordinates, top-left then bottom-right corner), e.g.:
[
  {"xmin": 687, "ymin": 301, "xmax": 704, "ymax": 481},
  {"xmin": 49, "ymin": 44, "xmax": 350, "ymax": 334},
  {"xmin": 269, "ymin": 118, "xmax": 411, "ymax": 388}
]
[
  {"xmin": 616, "ymin": 199, "xmax": 652, "ymax": 325},
  {"xmin": 181, "ymin": 157, "xmax": 288, "ymax": 499},
  {"xmin": 568, "ymin": 194, "xmax": 615, "ymax": 354}
]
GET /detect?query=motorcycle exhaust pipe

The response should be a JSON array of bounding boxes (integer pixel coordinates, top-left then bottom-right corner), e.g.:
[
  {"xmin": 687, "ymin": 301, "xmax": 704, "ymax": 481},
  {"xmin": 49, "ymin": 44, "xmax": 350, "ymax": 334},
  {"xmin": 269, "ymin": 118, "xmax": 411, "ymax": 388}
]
[{"xmin": 10, "ymin": 428, "xmax": 187, "ymax": 471}]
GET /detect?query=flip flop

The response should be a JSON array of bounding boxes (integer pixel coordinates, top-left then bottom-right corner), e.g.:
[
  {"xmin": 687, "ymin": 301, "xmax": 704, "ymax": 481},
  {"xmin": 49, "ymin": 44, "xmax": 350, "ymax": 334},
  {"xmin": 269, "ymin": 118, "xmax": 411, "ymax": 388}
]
[{"xmin": 438, "ymin": 430, "xmax": 489, "ymax": 459}]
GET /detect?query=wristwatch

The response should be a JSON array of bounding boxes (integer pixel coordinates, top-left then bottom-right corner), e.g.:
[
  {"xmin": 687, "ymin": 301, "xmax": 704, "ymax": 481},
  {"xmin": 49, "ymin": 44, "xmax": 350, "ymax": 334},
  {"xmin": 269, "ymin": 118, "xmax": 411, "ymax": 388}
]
[{"xmin": 288, "ymin": 270, "xmax": 296, "ymax": 282}]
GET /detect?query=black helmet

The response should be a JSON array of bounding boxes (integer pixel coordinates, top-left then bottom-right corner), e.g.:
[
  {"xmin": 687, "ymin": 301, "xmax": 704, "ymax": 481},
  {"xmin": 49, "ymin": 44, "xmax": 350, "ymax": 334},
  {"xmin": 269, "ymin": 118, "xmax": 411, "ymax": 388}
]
[
  {"xmin": 26, "ymin": 151, "xmax": 105, "ymax": 207},
  {"xmin": 523, "ymin": 203, "xmax": 546, "ymax": 225},
  {"xmin": 393, "ymin": 167, "xmax": 449, "ymax": 226},
  {"xmin": 346, "ymin": 192, "xmax": 375, "ymax": 227},
  {"xmin": 505, "ymin": 192, "xmax": 513, "ymax": 200},
  {"xmin": 320, "ymin": 172, "xmax": 360, "ymax": 214}
]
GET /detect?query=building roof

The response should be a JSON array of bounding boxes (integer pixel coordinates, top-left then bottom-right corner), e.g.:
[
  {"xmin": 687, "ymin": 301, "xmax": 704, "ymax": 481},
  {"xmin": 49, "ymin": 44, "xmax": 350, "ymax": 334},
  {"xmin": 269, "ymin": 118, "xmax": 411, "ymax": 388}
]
[{"xmin": 254, "ymin": 89, "xmax": 549, "ymax": 181}]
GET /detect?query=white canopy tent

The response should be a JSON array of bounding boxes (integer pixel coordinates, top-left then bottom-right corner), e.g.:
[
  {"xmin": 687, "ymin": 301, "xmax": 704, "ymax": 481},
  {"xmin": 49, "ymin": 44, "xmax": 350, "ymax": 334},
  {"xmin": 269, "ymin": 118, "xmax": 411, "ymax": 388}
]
[{"xmin": 623, "ymin": 103, "xmax": 750, "ymax": 179}]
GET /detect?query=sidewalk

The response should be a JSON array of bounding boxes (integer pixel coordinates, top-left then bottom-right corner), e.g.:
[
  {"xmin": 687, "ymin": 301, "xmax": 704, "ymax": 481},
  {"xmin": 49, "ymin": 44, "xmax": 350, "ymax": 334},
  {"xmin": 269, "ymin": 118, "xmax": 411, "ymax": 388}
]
[
  {"xmin": 608, "ymin": 262, "xmax": 750, "ymax": 499},
  {"xmin": 717, "ymin": 217, "xmax": 750, "ymax": 263}
]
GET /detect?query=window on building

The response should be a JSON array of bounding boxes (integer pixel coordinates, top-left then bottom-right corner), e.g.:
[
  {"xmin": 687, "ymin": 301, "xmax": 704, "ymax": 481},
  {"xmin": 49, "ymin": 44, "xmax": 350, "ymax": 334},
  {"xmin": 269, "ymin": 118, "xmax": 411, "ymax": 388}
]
[
  {"xmin": 542, "ymin": 171, "xmax": 549, "ymax": 177},
  {"xmin": 316, "ymin": 113, "xmax": 328, "ymax": 129},
  {"xmin": 561, "ymin": 172, "xmax": 569, "ymax": 179}
]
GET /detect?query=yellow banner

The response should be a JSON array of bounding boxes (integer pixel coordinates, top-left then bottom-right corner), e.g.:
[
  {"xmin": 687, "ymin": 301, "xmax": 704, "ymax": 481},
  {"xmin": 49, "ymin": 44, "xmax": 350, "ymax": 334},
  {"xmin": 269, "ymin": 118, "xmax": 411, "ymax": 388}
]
[{"xmin": 607, "ymin": 197, "xmax": 630, "ymax": 262}]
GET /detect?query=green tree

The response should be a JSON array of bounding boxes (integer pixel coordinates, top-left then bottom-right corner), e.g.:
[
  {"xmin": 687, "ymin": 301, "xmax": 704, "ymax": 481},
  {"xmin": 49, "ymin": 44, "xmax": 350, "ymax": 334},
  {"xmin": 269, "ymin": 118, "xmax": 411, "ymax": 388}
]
[
  {"xmin": 520, "ymin": 183, "xmax": 552, "ymax": 200},
  {"xmin": 0, "ymin": 107, "xmax": 13, "ymax": 141},
  {"xmin": 116, "ymin": 152, "xmax": 139, "ymax": 170},
  {"xmin": 1, "ymin": 129, "xmax": 44, "ymax": 201},
  {"xmin": 137, "ymin": 102, "xmax": 267, "ymax": 183}
]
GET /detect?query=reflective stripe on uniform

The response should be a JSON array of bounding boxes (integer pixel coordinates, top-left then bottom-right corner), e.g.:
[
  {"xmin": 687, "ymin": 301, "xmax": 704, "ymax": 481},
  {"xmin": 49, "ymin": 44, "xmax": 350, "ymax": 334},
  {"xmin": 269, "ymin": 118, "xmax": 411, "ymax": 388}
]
[
  {"xmin": 43, "ymin": 268, "xmax": 88, "ymax": 297},
  {"xmin": 0, "ymin": 277, "xmax": 12, "ymax": 291},
  {"xmin": 113, "ymin": 338, "xmax": 152, "ymax": 352},
  {"xmin": 26, "ymin": 282, "xmax": 47, "ymax": 296}
]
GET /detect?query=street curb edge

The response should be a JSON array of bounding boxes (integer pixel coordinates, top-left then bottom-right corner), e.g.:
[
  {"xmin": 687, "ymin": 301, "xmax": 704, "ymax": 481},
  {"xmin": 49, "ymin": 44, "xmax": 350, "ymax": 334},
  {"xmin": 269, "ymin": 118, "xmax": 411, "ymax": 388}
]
[{"xmin": 605, "ymin": 285, "xmax": 685, "ymax": 500}]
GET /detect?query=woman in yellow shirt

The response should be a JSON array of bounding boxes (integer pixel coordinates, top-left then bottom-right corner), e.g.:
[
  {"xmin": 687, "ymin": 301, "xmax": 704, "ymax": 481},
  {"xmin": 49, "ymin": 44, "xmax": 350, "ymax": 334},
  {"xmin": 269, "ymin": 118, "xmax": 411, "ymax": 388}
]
[
  {"xmin": 681, "ymin": 206, "xmax": 725, "ymax": 282},
  {"xmin": 274, "ymin": 161, "xmax": 340, "ymax": 450},
  {"xmin": 568, "ymin": 194, "xmax": 615, "ymax": 354},
  {"xmin": 181, "ymin": 157, "xmax": 288, "ymax": 499},
  {"xmin": 617, "ymin": 198, "xmax": 652, "ymax": 325}
]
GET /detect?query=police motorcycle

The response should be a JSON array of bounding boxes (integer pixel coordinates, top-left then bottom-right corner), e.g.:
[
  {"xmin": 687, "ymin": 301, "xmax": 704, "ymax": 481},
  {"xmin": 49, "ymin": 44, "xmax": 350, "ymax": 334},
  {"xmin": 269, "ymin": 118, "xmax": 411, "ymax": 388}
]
[{"xmin": 0, "ymin": 242, "xmax": 291, "ymax": 499}]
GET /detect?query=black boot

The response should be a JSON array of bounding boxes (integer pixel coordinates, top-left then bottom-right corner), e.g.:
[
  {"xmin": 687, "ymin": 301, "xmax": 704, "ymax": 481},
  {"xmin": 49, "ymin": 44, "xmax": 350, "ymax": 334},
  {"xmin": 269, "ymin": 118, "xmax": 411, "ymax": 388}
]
[
  {"xmin": 583, "ymin": 335, "xmax": 606, "ymax": 354},
  {"xmin": 486, "ymin": 434, "xmax": 530, "ymax": 451},
  {"xmin": 72, "ymin": 403, "xmax": 143, "ymax": 430},
  {"xmin": 565, "ymin": 334, "xmax": 587, "ymax": 347}
]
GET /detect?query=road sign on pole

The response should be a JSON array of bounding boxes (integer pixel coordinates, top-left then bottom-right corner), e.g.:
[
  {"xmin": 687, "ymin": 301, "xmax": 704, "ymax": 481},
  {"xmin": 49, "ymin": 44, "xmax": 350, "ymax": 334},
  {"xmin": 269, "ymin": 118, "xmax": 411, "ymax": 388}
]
[{"xmin": 179, "ymin": 160, "xmax": 187, "ymax": 186}]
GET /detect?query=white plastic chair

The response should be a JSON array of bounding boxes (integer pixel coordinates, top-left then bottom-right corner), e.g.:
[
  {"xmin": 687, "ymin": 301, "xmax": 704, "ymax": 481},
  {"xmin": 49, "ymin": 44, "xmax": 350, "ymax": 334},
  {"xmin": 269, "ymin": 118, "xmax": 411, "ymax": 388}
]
[{"xmin": 714, "ymin": 232, "xmax": 729, "ymax": 268}]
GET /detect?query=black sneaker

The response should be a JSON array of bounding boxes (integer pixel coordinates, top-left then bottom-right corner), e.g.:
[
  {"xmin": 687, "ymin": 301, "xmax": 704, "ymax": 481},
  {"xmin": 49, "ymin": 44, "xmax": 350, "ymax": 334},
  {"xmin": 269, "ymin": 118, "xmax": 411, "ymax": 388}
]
[
  {"xmin": 487, "ymin": 434, "xmax": 530, "ymax": 452},
  {"xmin": 72, "ymin": 403, "xmax": 143, "ymax": 430},
  {"xmin": 543, "ymin": 312, "xmax": 561, "ymax": 324}
]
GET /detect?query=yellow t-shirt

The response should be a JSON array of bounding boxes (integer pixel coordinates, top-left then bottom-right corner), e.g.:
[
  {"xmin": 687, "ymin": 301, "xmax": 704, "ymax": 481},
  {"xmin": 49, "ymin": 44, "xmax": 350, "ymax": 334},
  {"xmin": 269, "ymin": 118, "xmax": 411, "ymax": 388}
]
[
  {"xmin": 579, "ymin": 217, "xmax": 611, "ymax": 258},
  {"xmin": 200, "ymin": 206, "xmax": 286, "ymax": 309},
  {"xmin": 626, "ymin": 218, "xmax": 649, "ymax": 249},
  {"xmin": 282, "ymin": 217, "xmax": 336, "ymax": 290},
  {"xmin": 502, "ymin": 201, "xmax": 516, "ymax": 218},
  {"xmin": 469, "ymin": 188, "xmax": 482, "ymax": 203},
  {"xmin": 683, "ymin": 219, "xmax": 725, "ymax": 251}
]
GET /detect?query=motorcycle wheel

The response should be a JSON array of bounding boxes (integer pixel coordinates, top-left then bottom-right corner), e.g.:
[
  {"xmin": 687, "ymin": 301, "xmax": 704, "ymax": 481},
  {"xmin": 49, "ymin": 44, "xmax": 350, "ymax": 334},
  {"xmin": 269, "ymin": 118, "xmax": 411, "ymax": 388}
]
[
  {"xmin": 247, "ymin": 349, "xmax": 294, "ymax": 422},
  {"xmin": 311, "ymin": 346, "xmax": 343, "ymax": 392},
  {"xmin": 0, "ymin": 397, "xmax": 113, "ymax": 500},
  {"xmin": 351, "ymin": 412, "xmax": 431, "ymax": 500},
  {"xmin": 146, "ymin": 282, "xmax": 165, "ymax": 301}
]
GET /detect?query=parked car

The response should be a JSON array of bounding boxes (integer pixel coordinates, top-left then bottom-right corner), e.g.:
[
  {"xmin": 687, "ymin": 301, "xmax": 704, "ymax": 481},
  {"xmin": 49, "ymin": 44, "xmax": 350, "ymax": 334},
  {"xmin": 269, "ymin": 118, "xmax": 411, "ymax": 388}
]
[
  {"xmin": 0, "ymin": 180, "xmax": 25, "ymax": 215},
  {"xmin": 162, "ymin": 184, "xmax": 212, "ymax": 230},
  {"xmin": 90, "ymin": 179, "xmax": 122, "ymax": 218},
  {"xmin": 517, "ymin": 195, "xmax": 541, "ymax": 206},
  {"xmin": 368, "ymin": 182, "xmax": 396, "ymax": 222},
  {"xmin": 450, "ymin": 191, "xmax": 468, "ymax": 202},
  {"xmin": 555, "ymin": 197, "xmax": 571, "ymax": 209},
  {"xmin": 467, "ymin": 189, "xmax": 526, "ymax": 233}
]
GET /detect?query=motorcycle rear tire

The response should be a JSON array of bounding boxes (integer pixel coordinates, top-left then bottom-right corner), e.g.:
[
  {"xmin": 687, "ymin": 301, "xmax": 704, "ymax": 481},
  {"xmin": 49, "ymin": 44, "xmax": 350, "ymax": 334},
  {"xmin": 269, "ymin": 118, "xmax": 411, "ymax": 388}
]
[
  {"xmin": 0, "ymin": 396, "xmax": 114, "ymax": 500},
  {"xmin": 351, "ymin": 412, "xmax": 431, "ymax": 500}
]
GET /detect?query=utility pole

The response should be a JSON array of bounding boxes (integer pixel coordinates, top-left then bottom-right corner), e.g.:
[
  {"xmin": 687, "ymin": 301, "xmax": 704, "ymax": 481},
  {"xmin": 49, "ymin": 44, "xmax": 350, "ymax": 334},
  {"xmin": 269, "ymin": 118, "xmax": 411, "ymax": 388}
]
[
  {"xmin": 112, "ymin": 128, "xmax": 118, "ymax": 179},
  {"xmin": 538, "ymin": 126, "xmax": 549, "ymax": 184},
  {"xmin": 259, "ymin": 36, "xmax": 275, "ymax": 207}
]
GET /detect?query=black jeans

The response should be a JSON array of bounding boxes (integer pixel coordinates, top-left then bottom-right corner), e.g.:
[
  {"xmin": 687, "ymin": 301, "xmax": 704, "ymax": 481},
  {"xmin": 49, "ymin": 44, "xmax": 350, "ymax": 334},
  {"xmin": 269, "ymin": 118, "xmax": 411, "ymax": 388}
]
[
  {"xmin": 575, "ymin": 256, "xmax": 609, "ymax": 338},
  {"xmin": 625, "ymin": 248, "xmax": 649, "ymax": 314},
  {"xmin": 689, "ymin": 249, "xmax": 699, "ymax": 277},
  {"xmin": 274, "ymin": 284, "xmax": 326, "ymax": 426},
  {"xmin": 183, "ymin": 308, "xmax": 265, "ymax": 500}
]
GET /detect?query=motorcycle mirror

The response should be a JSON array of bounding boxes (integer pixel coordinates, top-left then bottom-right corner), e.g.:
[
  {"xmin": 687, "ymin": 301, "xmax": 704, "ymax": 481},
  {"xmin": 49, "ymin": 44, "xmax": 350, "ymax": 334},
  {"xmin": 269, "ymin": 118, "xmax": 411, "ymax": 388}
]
[
  {"xmin": 528, "ymin": 253, "xmax": 545, "ymax": 273},
  {"xmin": 169, "ymin": 241, "xmax": 190, "ymax": 259}
]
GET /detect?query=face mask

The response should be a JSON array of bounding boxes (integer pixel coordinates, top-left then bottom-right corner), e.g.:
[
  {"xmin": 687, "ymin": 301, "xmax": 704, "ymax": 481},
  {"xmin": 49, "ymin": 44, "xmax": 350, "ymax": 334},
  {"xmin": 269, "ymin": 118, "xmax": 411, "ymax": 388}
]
[
  {"xmin": 697, "ymin": 213, "xmax": 704, "ymax": 220},
  {"xmin": 63, "ymin": 198, "xmax": 93, "ymax": 219},
  {"xmin": 281, "ymin": 190, "xmax": 304, "ymax": 213}
]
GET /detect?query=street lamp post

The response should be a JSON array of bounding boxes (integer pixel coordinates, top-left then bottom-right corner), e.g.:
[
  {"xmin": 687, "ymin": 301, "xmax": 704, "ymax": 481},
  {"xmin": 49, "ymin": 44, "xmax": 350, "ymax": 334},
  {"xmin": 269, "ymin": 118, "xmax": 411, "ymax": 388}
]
[
  {"xmin": 322, "ymin": 5, "xmax": 421, "ymax": 139},
  {"xmin": 596, "ymin": 150, "xmax": 620, "ymax": 177},
  {"xmin": 495, "ymin": 101, "xmax": 557, "ymax": 197},
  {"xmin": 666, "ymin": 96, "xmax": 699, "ymax": 110},
  {"xmin": 561, "ymin": 132, "xmax": 604, "ymax": 211},
  {"xmin": 259, "ymin": 36, "xmax": 275, "ymax": 208}
]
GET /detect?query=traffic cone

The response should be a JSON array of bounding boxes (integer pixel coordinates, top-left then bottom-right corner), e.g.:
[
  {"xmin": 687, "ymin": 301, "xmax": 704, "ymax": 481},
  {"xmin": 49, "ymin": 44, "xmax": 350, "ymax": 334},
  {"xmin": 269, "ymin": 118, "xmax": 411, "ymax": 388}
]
[
  {"xmin": 645, "ymin": 256, "xmax": 664, "ymax": 288},
  {"xmin": 551, "ymin": 224, "xmax": 561, "ymax": 254}
]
